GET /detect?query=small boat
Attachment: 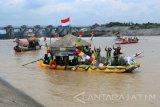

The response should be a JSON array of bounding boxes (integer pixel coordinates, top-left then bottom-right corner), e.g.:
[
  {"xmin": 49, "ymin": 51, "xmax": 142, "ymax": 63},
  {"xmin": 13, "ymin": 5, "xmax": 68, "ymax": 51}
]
[
  {"xmin": 115, "ymin": 36, "xmax": 139, "ymax": 44},
  {"xmin": 14, "ymin": 33, "xmax": 41, "ymax": 52},
  {"xmin": 38, "ymin": 60, "xmax": 140, "ymax": 73},
  {"xmin": 14, "ymin": 45, "xmax": 41, "ymax": 52}
]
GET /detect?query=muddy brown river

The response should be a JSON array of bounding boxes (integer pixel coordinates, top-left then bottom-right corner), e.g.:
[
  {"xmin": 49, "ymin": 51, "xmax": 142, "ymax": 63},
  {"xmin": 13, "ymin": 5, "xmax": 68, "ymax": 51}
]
[{"xmin": 0, "ymin": 36, "xmax": 160, "ymax": 107}]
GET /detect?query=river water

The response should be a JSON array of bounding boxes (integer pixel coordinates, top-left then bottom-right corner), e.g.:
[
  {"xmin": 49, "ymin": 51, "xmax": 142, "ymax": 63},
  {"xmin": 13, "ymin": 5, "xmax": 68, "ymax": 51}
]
[{"xmin": 0, "ymin": 36, "xmax": 160, "ymax": 107}]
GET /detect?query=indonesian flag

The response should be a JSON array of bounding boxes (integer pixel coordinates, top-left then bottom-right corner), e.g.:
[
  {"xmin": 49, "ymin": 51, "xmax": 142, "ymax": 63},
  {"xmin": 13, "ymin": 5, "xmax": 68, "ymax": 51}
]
[
  {"xmin": 61, "ymin": 17, "xmax": 70, "ymax": 26},
  {"xmin": 44, "ymin": 37, "xmax": 46, "ymax": 42},
  {"xmin": 55, "ymin": 33, "xmax": 59, "ymax": 39},
  {"xmin": 79, "ymin": 31, "xmax": 83, "ymax": 37}
]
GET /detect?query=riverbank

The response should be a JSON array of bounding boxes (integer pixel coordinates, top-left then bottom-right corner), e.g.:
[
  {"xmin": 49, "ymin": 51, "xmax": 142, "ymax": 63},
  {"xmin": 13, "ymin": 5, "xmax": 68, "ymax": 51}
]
[
  {"xmin": 91, "ymin": 26, "xmax": 160, "ymax": 37},
  {"xmin": 0, "ymin": 77, "xmax": 43, "ymax": 107}
]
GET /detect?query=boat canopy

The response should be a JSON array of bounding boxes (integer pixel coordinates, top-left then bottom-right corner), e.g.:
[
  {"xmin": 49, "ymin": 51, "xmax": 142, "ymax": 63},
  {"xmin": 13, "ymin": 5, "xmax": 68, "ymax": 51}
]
[
  {"xmin": 50, "ymin": 34, "xmax": 90, "ymax": 56},
  {"xmin": 50, "ymin": 34, "xmax": 90, "ymax": 48},
  {"xmin": 15, "ymin": 39, "xmax": 29, "ymax": 47}
]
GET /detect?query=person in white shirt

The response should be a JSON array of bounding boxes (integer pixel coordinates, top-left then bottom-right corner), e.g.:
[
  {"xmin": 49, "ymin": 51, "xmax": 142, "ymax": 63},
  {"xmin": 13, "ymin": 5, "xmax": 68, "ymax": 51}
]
[{"xmin": 125, "ymin": 52, "xmax": 142, "ymax": 65}]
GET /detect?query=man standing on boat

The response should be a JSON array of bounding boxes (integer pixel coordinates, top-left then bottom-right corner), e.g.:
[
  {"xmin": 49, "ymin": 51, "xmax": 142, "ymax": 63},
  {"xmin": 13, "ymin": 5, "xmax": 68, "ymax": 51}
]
[
  {"xmin": 94, "ymin": 46, "xmax": 101, "ymax": 61},
  {"xmin": 105, "ymin": 47, "xmax": 112, "ymax": 65},
  {"xmin": 113, "ymin": 45, "xmax": 123, "ymax": 65},
  {"xmin": 125, "ymin": 52, "xmax": 143, "ymax": 65}
]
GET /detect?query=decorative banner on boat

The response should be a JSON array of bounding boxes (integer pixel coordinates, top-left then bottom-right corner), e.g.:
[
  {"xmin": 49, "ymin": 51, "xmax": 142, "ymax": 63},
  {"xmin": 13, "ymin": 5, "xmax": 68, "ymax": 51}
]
[
  {"xmin": 78, "ymin": 31, "xmax": 83, "ymax": 42},
  {"xmin": 53, "ymin": 51, "xmax": 75, "ymax": 56},
  {"xmin": 44, "ymin": 42, "xmax": 47, "ymax": 48},
  {"xmin": 76, "ymin": 49, "xmax": 104, "ymax": 67},
  {"xmin": 49, "ymin": 55, "xmax": 52, "ymax": 60},
  {"xmin": 83, "ymin": 47, "xmax": 88, "ymax": 53},
  {"xmin": 44, "ymin": 37, "xmax": 50, "ymax": 54},
  {"xmin": 77, "ymin": 38, "xmax": 81, "ymax": 42},
  {"xmin": 51, "ymin": 47, "xmax": 76, "ymax": 52},
  {"xmin": 60, "ymin": 47, "xmax": 66, "ymax": 51}
]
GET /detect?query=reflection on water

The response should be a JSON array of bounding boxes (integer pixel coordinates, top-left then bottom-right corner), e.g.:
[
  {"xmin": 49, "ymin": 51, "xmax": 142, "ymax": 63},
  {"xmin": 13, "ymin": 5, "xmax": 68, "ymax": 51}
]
[{"xmin": 0, "ymin": 37, "xmax": 160, "ymax": 107}]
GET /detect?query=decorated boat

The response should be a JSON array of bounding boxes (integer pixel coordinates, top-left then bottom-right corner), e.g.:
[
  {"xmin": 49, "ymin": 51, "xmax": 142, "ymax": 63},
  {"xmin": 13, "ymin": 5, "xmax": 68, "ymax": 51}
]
[
  {"xmin": 115, "ymin": 36, "xmax": 139, "ymax": 44},
  {"xmin": 38, "ymin": 34, "xmax": 140, "ymax": 73},
  {"xmin": 38, "ymin": 59, "xmax": 140, "ymax": 73},
  {"xmin": 14, "ymin": 33, "xmax": 41, "ymax": 52}
]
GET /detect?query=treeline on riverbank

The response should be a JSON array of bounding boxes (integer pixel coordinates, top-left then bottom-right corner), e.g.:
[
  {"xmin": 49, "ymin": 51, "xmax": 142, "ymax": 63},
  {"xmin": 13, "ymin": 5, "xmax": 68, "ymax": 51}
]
[
  {"xmin": 88, "ymin": 22, "xmax": 160, "ymax": 36},
  {"xmin": 100, "ymin": 22, "xmax": 160, "ymax": 29}
]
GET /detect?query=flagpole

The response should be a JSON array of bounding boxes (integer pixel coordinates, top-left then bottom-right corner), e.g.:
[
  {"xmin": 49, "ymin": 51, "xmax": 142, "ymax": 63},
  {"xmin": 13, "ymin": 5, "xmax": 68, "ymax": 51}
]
[
  {"xmin": 90, "ymin": 32, "xmax": 94, "ymax": 47},
  {"xmin": 69, "ymin": 24, "xmax": 71, "ymax": 34},
  {"xmin": 50, "ymin": 34, "xmax": 51, "ymax": 45},
  {"xmin": 69, "ymin": 16, "xmax": 71, "ymax": 34}
]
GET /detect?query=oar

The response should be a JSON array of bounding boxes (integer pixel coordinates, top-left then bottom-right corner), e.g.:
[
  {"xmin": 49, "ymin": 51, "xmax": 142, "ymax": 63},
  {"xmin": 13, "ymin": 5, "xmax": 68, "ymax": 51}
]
[
  {"xmin": 22, "ymin": 59, "xmax": 42, "ymax": 66},
  {"xmin": 133, "ymin": 51, "xmax": 144, "ymax": 59}
]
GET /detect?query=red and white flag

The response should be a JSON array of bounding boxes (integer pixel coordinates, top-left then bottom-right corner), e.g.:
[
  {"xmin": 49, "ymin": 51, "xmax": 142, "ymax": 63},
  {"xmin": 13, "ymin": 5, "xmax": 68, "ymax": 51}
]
[
  {"xmin": 55, "ymin": 33, "xmax": 59, "ymax": 39},
  {"xmin": 44, "ymin": 37, "xmax": 46, "ymax": 42},
  {"xmin": 91, "ymin": 31, "xmax": 95, "ymax": 36},
  {"xmin": 61, "ymin": 17, "xmax": 70, "ymax": 26},
  {"xmin": 91, "ymin": 31, "xmax": 95, "ymax": 41},
  {"xmin": 79, "ymin": 31, "xmax": 83, "ymax": 37}
]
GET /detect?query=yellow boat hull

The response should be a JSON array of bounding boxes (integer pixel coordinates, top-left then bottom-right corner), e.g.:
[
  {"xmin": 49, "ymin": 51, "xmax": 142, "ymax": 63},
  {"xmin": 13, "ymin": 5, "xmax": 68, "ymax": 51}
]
[{"xmin": 38, "ymin": 60, "xmax": 140, "ymax": 73}]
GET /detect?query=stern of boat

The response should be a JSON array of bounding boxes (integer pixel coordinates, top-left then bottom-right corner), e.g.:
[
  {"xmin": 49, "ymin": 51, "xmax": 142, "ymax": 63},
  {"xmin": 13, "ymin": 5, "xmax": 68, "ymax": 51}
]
[{"xmin": 125, "ymin": 63, "xmax": 140, "ymax": 72}]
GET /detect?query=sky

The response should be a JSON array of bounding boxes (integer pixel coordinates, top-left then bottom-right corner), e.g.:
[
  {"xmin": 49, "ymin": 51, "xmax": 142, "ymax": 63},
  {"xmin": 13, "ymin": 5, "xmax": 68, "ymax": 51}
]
[{"xmin": 0, "ymin": 0, "xmax": 160, "ymax": 26}]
